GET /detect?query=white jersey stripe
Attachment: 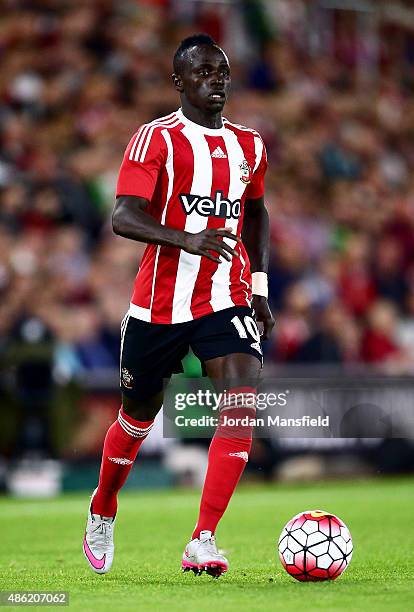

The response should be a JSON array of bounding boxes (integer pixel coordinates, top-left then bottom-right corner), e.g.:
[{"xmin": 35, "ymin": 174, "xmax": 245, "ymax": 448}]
[
  {"xmin": 160, "ymin": 129, "xmax": 175, "ymax": 217},
  {"xmin": 171, "ymin": 126, "xmax": 212, "ymax": 323},
  {"xmin": 149, "ymin": 128, "xmax": 175, "ymax": 313},
  {"xmin": 209, "ymin": 129, "xmax": 246, "ymax": 312},
  {"xmin": 134, "ymin": 114, "xmax": 178, "ymax": 162},
  {"xmin": 128, "ymin": 302, "xmax": 151, "ymax": 321}
]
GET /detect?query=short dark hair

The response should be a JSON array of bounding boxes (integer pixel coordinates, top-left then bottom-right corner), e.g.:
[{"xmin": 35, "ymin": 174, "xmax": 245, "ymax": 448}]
[{"xmin": 173, "ymin": 33, "xmax": 218, "ymax": 74}]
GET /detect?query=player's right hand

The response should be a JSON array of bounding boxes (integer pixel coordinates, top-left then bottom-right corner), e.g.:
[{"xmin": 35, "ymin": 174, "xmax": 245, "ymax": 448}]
[{"xmin": 182, "ymin": 227, "xmax": 241, "ymax": 263}]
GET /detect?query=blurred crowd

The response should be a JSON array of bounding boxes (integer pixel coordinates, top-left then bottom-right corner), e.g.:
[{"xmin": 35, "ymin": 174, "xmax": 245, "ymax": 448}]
[{"xmin": 1, "ymin": 0, "xmax": 414, "ymax": 382}]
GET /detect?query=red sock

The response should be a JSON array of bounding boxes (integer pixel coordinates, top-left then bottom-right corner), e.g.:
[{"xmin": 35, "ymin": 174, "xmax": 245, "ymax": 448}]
[
  {"xmin": 192, "ymin": 387, "xmax": 256, "ymax": 539},
  {"xmin": 92, "ymin": 407, "xmax": 154, "ymax": 517}
]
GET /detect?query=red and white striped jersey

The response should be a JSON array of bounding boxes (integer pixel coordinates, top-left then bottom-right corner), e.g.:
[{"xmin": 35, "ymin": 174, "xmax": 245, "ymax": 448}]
[{"xmin": 116, "ymin": 108, "xmax": 267, "ymax": 324}]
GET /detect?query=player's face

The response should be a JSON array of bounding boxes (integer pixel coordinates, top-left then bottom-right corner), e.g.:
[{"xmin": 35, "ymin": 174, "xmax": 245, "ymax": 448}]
[{"xmin": 178, "ymin": 45, "xmax": 231, "ymax": 114}]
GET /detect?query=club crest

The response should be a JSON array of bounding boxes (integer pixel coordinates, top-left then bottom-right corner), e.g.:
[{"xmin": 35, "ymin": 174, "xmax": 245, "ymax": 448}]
[
  {"xmin": 121, "ymin": 367, "xmax": 133, "ymax": 389},
  {"xmin": 239, "ymin": 159, "xmax": 252, "ymax": 184}
]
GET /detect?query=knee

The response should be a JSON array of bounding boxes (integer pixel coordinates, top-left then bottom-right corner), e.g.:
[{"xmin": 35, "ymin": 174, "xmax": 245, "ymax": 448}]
[{"xmin": 122, "ymin": 394, "xmax": 162, "ymax": 421}]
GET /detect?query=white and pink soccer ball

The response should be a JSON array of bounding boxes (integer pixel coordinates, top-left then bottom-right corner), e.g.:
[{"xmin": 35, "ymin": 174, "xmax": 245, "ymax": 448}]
[{"xmin": 278, "ymin": 510, "xmax": 353, "ymax": 581}]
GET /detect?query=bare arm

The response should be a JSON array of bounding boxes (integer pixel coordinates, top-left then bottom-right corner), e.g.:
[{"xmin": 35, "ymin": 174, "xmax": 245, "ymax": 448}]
[
  {"xmin": 112, "ymin": 195, "xmax": 241, "ymax": 264},
  {"xmin": 242, "ymin": 196, "xmax": 269, "ymax": 273},
  {"xmin": 242, "ymin": 196, "xmax": 275, "ymax": 339}
]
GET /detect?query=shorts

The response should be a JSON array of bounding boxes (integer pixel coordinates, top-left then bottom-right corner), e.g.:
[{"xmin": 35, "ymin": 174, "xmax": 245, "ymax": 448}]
[{"xmin": 120, "ymin": 305, "xmax": 263, "ymax": 400}]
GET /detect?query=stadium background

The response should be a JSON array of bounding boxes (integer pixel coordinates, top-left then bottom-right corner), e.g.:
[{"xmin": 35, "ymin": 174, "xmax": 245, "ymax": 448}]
[{"xmin": 1, "ymin": 0, "xmax": 414, "ymax": 496}]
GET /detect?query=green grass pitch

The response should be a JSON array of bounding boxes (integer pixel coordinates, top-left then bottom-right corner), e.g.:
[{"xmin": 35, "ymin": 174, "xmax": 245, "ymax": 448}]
[{"xmin": 1, "ymin": 477, "xmax": 413, "ymax": 611}]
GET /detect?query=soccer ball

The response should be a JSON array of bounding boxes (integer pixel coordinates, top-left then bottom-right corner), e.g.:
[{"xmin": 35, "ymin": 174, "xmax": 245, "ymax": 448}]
[{"xmin": 278, "ymin": 510, "xmax": 353, "ymax": 581}]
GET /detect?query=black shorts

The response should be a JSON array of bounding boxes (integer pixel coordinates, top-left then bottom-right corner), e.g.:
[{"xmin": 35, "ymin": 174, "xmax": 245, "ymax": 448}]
[{"xmin": 120, "ymin": 305, "xmax": 263, "ymax": 400}]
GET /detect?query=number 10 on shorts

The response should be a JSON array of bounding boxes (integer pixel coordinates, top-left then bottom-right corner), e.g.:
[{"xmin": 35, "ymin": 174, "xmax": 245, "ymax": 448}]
[{"xmin": 231, "ymin": 315, "xmax": 261, "ymax": 342}]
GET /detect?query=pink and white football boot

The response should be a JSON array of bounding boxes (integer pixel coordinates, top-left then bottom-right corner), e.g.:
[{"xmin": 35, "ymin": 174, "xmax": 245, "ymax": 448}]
[
  {"xmin": 83, "ymin": 489, "xmax": 115, "ymax": 574},
  {"xmin": 182, "ymin": 530, "xmax": 228, "ymax": 578}
]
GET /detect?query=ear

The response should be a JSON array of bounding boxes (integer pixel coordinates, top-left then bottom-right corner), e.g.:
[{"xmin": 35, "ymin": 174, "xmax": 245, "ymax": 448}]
[{"xmin": 172, "ymin": 73, "xmax": 183, "ymax": 92}]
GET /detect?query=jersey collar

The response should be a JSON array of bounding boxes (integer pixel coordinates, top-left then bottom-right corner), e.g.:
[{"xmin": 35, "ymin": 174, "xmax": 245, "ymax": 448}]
[{"xmin": 177, "ymin": 108, "xmax": 227, "ymax": 136}]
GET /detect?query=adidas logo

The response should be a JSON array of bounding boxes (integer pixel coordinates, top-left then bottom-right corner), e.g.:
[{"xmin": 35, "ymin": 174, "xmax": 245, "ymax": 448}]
[
  {"xmin": 228, "ymin": 451, "xmax": 249, "ymax": 462},
  {"xmin": 108, "ymin": 457, "xmax": 133, "ymax": 465},
  {"xmin": 211, "ymin": 146, "xmax": 227, "ymax": 159}
]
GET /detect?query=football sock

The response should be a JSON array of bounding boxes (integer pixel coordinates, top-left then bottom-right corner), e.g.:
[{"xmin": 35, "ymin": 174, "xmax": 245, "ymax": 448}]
[
  {"xmin": 92, "ymin": 406, "xmax": 154, "ymax": 517},
  {"xmin": 192, "ymin": 387, "xmax": 256, "ymax": 539}
]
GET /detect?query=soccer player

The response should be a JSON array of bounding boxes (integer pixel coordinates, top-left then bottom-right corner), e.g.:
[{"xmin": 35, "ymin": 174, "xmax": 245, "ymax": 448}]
[{"xmin": 83, "ymin": 34, "xmax": 274, "ymax": 578}]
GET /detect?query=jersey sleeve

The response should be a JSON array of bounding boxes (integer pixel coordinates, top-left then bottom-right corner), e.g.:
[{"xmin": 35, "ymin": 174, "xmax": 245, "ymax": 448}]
[
  {"xmin": 245, "ymin": 136, "xmax": 268, "ymax": 200},
  {"xmin": 116, "ymin": 126, "xmax": 167, "ymax": 201}
]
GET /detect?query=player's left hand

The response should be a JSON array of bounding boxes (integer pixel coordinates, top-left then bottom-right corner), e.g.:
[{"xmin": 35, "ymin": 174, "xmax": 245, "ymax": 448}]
[{"xmin": 252, "ymin": 295, "xmax": 275, "ymax": 340}]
